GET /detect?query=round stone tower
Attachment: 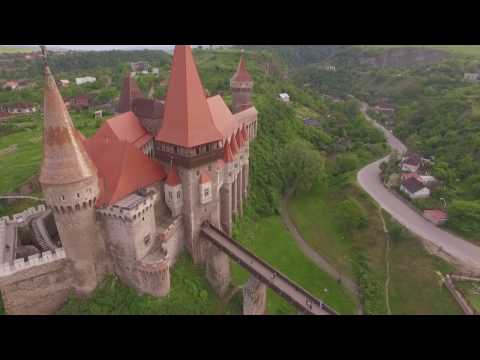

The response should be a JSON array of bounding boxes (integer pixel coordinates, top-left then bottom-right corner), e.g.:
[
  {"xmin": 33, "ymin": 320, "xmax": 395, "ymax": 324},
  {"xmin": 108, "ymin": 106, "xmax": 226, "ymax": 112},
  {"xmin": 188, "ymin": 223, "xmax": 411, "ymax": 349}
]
[
  {"xmin": 230, "ymin": 53, "xmax": 254, "ymax": 114},
  {"xmin": 38, "ymin": 47, "xmax": 107, "ymax": 296}
]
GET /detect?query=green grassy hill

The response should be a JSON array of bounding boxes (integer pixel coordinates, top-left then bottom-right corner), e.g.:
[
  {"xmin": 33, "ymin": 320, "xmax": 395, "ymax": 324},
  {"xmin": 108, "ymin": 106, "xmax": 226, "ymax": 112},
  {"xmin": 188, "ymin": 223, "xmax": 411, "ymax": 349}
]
[{"xmin": 0, "ymin": 47, "xmax": 464, "ymax": 315}]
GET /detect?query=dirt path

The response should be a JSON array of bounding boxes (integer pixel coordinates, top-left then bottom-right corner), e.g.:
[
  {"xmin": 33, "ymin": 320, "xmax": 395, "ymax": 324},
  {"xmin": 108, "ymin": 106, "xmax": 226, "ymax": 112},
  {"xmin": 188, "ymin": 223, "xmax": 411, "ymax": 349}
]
[{"xmin": 280, "ymin": 189, "xmax": 363, "ymax": 314}]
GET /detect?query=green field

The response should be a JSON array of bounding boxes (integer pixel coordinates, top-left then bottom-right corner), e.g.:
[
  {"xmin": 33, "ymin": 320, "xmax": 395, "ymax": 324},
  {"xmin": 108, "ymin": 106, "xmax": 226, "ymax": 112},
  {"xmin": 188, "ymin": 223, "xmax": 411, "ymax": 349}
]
[
  {"xmin": 0, "ymin": 47, "xmax": 37, "ymax": 54},
  {"xmin": 232, "ymin": 215, "xmax": 358, "ymax": 315},
  {"xmin": 359, "ymin": 45, "xmax": 480, "ymax": 58},
  {"xmin": 59, "ymin": 254, "xmax": 242, "ymax": 315},
  {"xmin": 456, "ymin": 282, "xmax": 480, "ymax": 314},
  {"xmin": 0, "ymin": 112, "xmax": 101, "ymax": 196},
  {"xmin": 287, "ymin": 180, "xmax": 462, "ymax": 315}
]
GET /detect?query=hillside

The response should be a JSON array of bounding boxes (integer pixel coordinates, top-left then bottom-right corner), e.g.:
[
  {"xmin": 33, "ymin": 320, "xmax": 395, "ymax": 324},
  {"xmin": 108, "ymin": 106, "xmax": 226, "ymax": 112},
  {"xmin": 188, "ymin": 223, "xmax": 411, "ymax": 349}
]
[{"xmin": 0, "ymin": 47, "xmax": 463, "ymax": 315}]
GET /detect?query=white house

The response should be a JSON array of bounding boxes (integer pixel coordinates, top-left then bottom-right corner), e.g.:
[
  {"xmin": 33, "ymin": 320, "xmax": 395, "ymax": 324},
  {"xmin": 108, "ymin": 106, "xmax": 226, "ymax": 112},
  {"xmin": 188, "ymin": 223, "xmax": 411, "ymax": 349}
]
[
  {"xmin": 279, "ymin": 93, "xmax": 290, "ymax": 103},
  {"xmin": 401, "ymin": 156, "xmax": 421, "ymax": 173},
  {"xmin": 75, "ymin": 76, "xmax": 96, "ymax": 86},
  {"xmin": 152, "ymin": 68, "xmax": 160, "ymax": 76},
  {"xmin": 400, "ymin": 177, "xmax": 431, "ymax": 199},
  {"xmin": 464, "ymin": 73, "xmax": 479, "ymax": 82}
]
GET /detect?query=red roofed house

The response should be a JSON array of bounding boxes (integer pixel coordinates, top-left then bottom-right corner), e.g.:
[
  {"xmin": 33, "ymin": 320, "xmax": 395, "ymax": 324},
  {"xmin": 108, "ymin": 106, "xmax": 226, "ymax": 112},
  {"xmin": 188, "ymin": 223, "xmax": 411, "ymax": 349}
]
[
  {"xmin": 423, "ymin": 209, "xmax": 448, "ymax": 226},
  {"xmin": 0, "ymin": 45, "xmax": 259, "ymax": 314}
]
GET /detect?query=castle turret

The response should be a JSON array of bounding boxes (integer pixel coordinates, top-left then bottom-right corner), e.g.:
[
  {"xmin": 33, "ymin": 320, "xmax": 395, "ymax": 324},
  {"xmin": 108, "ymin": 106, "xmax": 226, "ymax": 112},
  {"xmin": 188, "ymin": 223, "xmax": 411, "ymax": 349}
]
[
  {"xmin": 164, "ymin": 164, "xmax": 183, "ymax": 217},
  {"xmin": 38, "ymin": 46, "xmax": 107, "ymax": 296},
  {"xmin": 230, "ymin": 54, "xmax": 253, "ymax": 114},
  {"xmin": 117, "ymin": 72, "xmax": 144, "ymax": 114}
]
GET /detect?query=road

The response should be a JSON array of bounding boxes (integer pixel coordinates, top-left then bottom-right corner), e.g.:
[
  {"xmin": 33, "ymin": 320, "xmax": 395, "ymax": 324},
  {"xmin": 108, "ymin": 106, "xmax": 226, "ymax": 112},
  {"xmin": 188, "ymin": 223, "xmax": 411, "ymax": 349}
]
[{"xmin": 357, "ymin": 103, "xmax": 480, "ymax": 273}]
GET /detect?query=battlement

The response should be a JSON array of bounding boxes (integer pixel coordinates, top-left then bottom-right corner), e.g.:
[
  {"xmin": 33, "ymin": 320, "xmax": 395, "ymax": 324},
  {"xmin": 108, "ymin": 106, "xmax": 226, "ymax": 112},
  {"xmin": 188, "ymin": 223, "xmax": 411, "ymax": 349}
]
[
  {"xmin": 0, "ymin": 205, "xmax": 47, "ymax": 226},
  {"xmin": 0, "ymin": 248, "xmax": 66, "ymax": 278},
  {"xmin": 98, "ymin": 192, "xmax": 157, "ymax": 223}
]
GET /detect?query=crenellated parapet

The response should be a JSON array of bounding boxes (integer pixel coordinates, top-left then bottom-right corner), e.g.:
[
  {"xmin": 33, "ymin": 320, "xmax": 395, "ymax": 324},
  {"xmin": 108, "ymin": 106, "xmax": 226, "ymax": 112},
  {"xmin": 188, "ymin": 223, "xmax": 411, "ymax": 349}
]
[
  {"xmin": 1, "ymin": 205, "xmax": 47, "ymax": 225},
  {"xmin": 97, "ymin": 192, "xmax": 158, "ymax": 223},
  {"xmin": 0, "ymin": 248, "xmax": 66, "ymax": 278}
]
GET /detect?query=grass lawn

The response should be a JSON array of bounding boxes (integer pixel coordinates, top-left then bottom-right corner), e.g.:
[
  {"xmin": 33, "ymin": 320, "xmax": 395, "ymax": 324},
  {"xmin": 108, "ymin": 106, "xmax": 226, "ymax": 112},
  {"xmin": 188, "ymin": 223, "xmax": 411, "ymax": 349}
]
[
  {"xmin": 59, "ymin": 254, "xmax": 242, "ymax": 315},
  {"xmin": 287, "ymin": 179, "xmax": 463, "ymax": 315},
  {"xmin": 0, "ymin": 112, "xmax": 102, "ymax": 196},
  {"xmin": 456, "ymin": 282, "xmax": 480, "ymax": 314},
  {"xmin": 232, "ymin": 215, "xmax": 358, "ymax": 315}
]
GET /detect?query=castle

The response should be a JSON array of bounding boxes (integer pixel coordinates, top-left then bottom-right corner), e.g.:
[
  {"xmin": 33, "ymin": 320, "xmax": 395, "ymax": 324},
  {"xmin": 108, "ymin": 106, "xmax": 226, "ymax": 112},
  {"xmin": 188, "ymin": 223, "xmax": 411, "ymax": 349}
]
[{"xmin": 0, "ymin": 45, "xmax": 258, "ymax": 314}]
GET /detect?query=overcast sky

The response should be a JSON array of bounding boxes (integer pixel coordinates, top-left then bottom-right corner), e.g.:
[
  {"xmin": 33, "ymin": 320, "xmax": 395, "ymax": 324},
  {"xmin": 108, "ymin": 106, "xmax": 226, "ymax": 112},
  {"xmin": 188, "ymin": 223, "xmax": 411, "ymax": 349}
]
[{"xmin": 48, "ymin": 45, "xmax": 175, "ymax": 51}]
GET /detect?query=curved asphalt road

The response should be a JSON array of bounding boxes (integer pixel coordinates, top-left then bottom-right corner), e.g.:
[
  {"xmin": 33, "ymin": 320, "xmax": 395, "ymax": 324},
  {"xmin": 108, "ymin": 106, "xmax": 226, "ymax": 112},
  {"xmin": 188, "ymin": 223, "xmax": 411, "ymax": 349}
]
[{"xmin": 357, "ymin": 103, "xmax": 480, "ymax": 273}]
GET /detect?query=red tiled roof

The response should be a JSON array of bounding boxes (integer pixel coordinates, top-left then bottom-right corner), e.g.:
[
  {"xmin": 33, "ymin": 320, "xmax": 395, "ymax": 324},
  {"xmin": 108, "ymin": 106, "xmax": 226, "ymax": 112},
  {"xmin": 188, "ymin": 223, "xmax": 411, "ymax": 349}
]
[
  {"xmin": 166, "ymin": 164, "xmax": 181, "ymax": 187},
  {"xmin": 207, "ymin": 95, "xmax": 237, "ymax": 139},
  {"xmin": 223, "ymin": 141, "xmax": 234, "ymax": 163},
  {"xmin": 39, "ymin": 63, "xmax": 97, "ymax": 185},
  {"xmin": 90, "ymin": 111, "xmax": 152, "ymax": 150},
  {"xmin": 83, "ymin": 137, "xmax": 166, "ymax": 207},
  {"xmin": 402, "ymin": 177, "xmax": 425, "ymax": 194},
  {"xmin": 424, "ymin": 209, "xmax": 448, "ymax": 222},
  {"xmin": 117, "ymin": 73, "xmax": 144, "ymax": 114},
  {"xmin": 155, "ymin": 45, "xmax": 223, "ymax": 148},
  {"xmin": 401, "ymin": 172, "xmax": 422, "ymax": 182},
  {"xmin": 199, "ymin": 172, "xmax": 211, "ymax": 184},
  {"xmin": 232, "ymin": 56, "xmax": 252, "ymax": 82}
]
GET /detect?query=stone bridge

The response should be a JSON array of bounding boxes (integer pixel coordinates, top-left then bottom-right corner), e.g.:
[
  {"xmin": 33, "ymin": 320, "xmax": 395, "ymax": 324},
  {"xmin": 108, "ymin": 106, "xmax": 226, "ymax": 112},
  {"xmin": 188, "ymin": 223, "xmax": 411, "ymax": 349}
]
[{"xmin": 201, "ymin": 223, "xmax": 337, "ymax": 315}]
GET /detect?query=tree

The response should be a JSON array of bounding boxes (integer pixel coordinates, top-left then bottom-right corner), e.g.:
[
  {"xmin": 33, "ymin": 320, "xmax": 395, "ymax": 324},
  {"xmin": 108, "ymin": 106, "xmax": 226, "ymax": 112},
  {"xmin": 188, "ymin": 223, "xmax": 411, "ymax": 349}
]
[
  {"xmin": 282, "ymin": 140, "xmax": 326, "ymax": 193},
  {"xmin": 336, "ymin": 199, "xmax": 368, "ymax": 231},
  {"xmin": 448, "ymin": 200, "xmax": 480, "ymax": 236}
]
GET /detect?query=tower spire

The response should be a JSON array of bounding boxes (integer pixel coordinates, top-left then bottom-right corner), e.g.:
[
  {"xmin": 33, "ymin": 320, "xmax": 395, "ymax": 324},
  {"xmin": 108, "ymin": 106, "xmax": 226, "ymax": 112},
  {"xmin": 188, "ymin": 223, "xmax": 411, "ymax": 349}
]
[{"xmin": 39, "ymin": 45, "xmax": 97, "ymax": 185}]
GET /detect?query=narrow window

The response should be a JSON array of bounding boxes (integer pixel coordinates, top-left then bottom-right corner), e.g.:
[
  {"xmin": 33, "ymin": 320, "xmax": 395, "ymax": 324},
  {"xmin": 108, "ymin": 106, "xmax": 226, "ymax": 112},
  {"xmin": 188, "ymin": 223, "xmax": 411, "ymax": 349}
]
[
  {"xmin": 177, "ymin": 191, "xmax": 181, "ymax": 200},
  {"xmin": 144, "ymin": 235, "xmax": 151, "ymax": 246},
  {"xmin": 169, "ymin": 192, "xmax": 173, "ymax": 200}
]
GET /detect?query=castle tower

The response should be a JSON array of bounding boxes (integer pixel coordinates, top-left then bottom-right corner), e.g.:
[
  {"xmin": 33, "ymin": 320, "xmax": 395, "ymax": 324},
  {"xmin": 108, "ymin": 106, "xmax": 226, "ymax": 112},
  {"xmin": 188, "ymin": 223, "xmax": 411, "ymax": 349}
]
[
  {"xmin": 230, "ymin": 54, "xmax": 254, "ymax": 114},
  {"xmin": 155, "ymin": 45, "xmax": 224, "ymax": 263},
  {"xmin": 38, "ymin": 47, "xmax": 107, "ymax": 296},
  {"xmin": 117, "ymin": 72, "xmax": 144, "ymax": 114}
]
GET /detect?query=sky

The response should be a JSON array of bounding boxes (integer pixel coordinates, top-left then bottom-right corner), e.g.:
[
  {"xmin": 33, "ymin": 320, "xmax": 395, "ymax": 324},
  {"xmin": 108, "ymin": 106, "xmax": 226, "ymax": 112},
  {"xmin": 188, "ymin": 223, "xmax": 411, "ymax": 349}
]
[{"xmin": 48, "ymin": 45, "xmax": 175, "ymax": 51}]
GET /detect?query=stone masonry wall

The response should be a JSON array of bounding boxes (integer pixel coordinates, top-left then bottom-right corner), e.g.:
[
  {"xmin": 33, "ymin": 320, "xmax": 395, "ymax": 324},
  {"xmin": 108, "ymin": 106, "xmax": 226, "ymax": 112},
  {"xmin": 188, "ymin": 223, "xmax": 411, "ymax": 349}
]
[{"xmin": 0, "ymin": 249, "xmax": 74, "ymax": 315}]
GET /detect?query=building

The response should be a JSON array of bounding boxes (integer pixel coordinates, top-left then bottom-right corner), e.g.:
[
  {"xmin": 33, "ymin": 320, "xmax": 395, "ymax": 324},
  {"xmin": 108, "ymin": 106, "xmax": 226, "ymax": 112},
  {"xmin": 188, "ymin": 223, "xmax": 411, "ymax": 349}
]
[
  {"xmin": 401, "ymin": 154, "xmax": 421, "ymax": 173},
  {"xmin": 131, "ymin": 62, "xmax": 151, "ymax": 73},
  {"xmin": 69, "ymin": 95, "xmax": 92, "ymax": 111},
  {"xmin": 279, "ymin": 93, "xmax": 290, "ymax": 103},
  {"xmin": 400, "ymin": 177, "xmax": 431, "ymax": 199},
  {"xmin": 423, "ymin": 209, "xmax": 448, "ymax": 225},
  {"xmin": 75, "ymin": 76, "xmax": 96, "ymax": 86},
  {"xmin": 58, "ymin": 80, "xmax": 70, "ymax": 87},
  {"xmin": 0, "ymin": 45, "xmax": 258, "ymax": 314},
  {"xmin": 152, "ymin": 68, "xmax": 160, "ymax": 76},
  {"xmin": 2, "ymin": 81, "xmax": 19, "ymax": 91},
  {"xmin": 0, "ymin": 103, "xmax": 37, "ymax": 114},
  {"xmin": 464, "ymin": 73, "xmax": 479, "ymax": 82}
]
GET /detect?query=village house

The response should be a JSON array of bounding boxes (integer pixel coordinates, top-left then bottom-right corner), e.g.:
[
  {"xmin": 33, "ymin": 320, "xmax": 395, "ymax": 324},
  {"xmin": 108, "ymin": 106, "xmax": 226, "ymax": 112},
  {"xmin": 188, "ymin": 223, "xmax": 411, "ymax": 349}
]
[
  {"xmin": 75, "ymin": 76, "xmax": 96, "ymax": 86},
  {"xmin": 423, "ymin": 209, "xmax": 448, "ymax": 226},
  {"xmin": 0, "ymin": 103, "xmax": 38, "ymax": 114},
  {"xmin": 279, "ymin": 93, "xmax": 290, "ymax": 103},
  {"xmin": 464, "ymin": 73, "xmax": 479, "ymax": 82},
  {"xmin": 401, "ymin": 154, "xmax": 421, "ymax": 173},
  {"xmin": 68, "ymin": 95, "xmax": 93, "ymax": 111},
  {"xmin": 131, "ymin": 62, "xmax": 151, "ymax": 73},
  {"xmin": 400, "ymin": 177, "xmax": 431, "ymax": 199},
  {"xmin": 58, "ymin": 79, "xmax": 70, "ymax": 87},
  {"xmin": 2, "ymin": 81, "xmax": 19, "ymax": 91}
]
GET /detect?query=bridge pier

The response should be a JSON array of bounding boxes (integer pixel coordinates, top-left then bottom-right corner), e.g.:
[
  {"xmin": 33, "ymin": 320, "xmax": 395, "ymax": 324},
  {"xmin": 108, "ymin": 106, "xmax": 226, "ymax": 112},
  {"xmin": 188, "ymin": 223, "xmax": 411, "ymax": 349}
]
[
  {"xmin": 206, "ymin": 243, "xmax": 231, "ymax": 297},
  {"xmin": 243, "ymin": 276, "xmax": 267, "ymax": 315}
]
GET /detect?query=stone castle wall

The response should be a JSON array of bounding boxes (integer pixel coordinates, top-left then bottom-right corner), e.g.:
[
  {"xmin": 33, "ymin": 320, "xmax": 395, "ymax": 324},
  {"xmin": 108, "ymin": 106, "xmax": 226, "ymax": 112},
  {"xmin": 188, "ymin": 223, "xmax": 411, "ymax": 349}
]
[{"xmin": 0, "ymin": 248, "xmax": 74, "ymax": 315}]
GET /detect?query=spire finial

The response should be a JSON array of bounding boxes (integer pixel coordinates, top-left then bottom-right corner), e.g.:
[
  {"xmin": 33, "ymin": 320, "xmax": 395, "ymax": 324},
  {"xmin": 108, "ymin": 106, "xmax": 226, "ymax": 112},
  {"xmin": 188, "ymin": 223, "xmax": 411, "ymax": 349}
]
[{"xmin": 40, "ymin": 45, "xmax": 48, "ymax": 67}]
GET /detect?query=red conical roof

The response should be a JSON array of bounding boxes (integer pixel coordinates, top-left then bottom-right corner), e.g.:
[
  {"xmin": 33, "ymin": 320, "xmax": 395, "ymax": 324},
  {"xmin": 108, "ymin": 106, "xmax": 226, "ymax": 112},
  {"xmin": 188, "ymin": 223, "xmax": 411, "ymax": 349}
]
[
  {"xmin": 117, "ymin": 73, "xmax": 144, "ymax": 114},
  {"xmin": 230, "ymin": 133, "xmax": 239, "ymax": 155},
  {"xmin": 156, "ymin": 45, "xmax": 223, "ymax": 148},
  {"xmin": 39, "ymin": 61, "xmax": 97, "ymax": 185},
  {"xmin": 166, "ymin": 164, "xmax": 182, "ymax": 187},
  {"xmin": 223, "ymin": 141, "xmax": 234, "ymax": 163},
  {"xmin": 232, "ymin": 56, "xmax": 252, "ymax": 82}
]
